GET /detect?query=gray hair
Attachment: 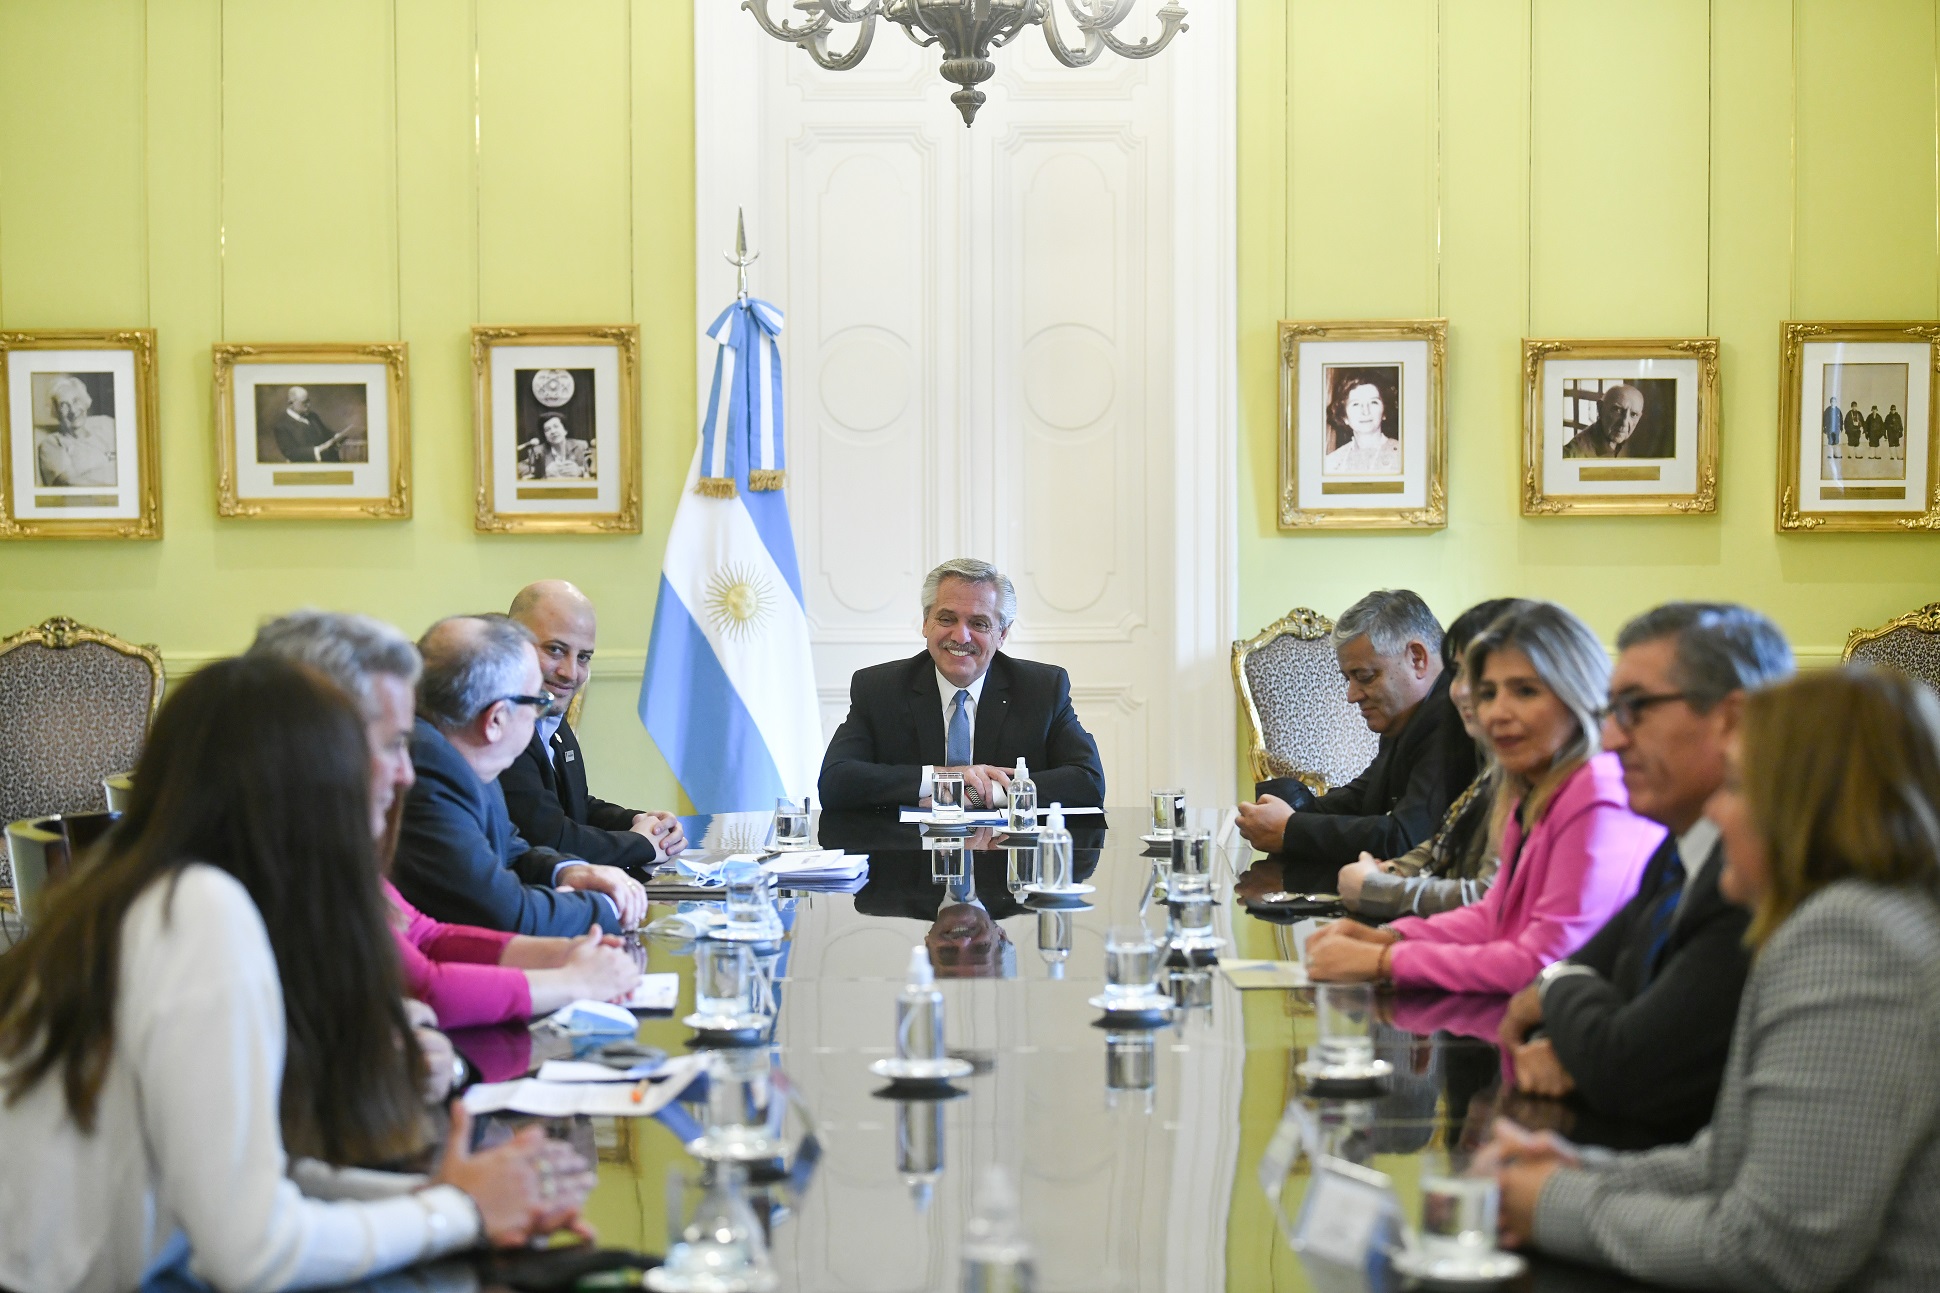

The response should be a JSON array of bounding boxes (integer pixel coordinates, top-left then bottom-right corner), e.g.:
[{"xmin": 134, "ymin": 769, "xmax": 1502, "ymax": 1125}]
[
  {"xmin": 1333, "ymin": 589, "xmax": 1444, "ymax": 659},
  {"xmin": 921, "ymin": 558, "xmax": 1018, "ymax": 629},
  {"xmin": 417, "ymin": 614, "xmax": 537, "ymax": 732},
  {"xmin": 247, "ymin": 609, "xmax": 421, "ymax": 718},
  {"xmin": 1465, "ymin": 601, "xmax": 1611, "ymax": 769},
  {"xmin": 1616, "ymin": 602, "xmax": 1795, "ymax": 711},
  {"xmin": 47, "ymin": 374, "xmax": 91, "ymax": 418}
]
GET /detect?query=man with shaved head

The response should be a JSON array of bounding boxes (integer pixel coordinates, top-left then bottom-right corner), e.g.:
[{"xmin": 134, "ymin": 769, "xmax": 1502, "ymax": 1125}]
[
  {"xmin": 501, "ymin": 580, "xmax": 686, "ymax": 871},
  {"xmin": 1562, "ymin": 384, "xmax": 1646, "ymax": 459}
]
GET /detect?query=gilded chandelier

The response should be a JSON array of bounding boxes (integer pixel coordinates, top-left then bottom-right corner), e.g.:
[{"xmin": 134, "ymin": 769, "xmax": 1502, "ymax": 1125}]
[{"xmin": 741, "ymin": 0, "xmax": 1190, "ymax": 126}]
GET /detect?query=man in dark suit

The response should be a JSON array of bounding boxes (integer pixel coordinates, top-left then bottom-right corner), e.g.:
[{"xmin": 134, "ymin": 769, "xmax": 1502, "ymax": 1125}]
[
  {"xmin": 500, "ymin": 580, "xmax": 685, "ymax": 873},
  {"xmin": 818, "ymin": 558, "xmax": 1105, "ymax": 811},
  {"xmin": 393, "ymin": 613, "xmax": 647, "ymax": 936},
  {"xmin": 1236, "ymin": 590, "xmax": 1456, "ymax": 892},
  {"xmin": 271, "ymin": 386, "xmax": 348, "ymax": 463},
  {"xmin": 1500, "ymin": 603, "xmax": 1793, "ymax": 1140}
]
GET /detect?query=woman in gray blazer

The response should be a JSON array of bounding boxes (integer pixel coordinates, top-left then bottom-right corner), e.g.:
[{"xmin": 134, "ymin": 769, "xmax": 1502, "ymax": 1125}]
[{"xmin": 1489, "ymin": 667, "xmax": 1940, "ymax": 1292}]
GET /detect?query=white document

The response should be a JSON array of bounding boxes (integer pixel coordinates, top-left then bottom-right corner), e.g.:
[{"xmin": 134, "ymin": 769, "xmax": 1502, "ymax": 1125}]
[
  {"xmin": 623, "ymin": 972, "xmax": 680, "ymax": 1011},
  {"xmin": 896, "ymin": 806, "xmax": 1103, "ymax": 824},
  {"xmin": 463, "ymin": 1054, "xmax": 707, "ymax": 1118},
  {"xmin": 535, "ymin": 1059, "xmax": 659, "ymax": 1083}
]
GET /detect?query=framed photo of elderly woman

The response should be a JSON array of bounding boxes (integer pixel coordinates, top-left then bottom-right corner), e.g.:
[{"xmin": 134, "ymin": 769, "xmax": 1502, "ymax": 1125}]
[
  {"xmin": 0, "ymin": 329, "xmax": 160, "ymax": 540},
  {"xmin": 212, "ymin": 343, "xmax": 411, "ymax": 520},
  {"xmin": 1277, "ymin": 319, "xmax": 1446, "ymax": 530},
  {"xmin": 1776, "ymin": 322, "xmax": 1940, "ymax": 532},
  {"xmin": 1520, "ymin": 338, "xmax": 1720, "ymax": 517},
  {"xmin": 471, "ymin": 325, "xmax": 641, "ymax": 534}
]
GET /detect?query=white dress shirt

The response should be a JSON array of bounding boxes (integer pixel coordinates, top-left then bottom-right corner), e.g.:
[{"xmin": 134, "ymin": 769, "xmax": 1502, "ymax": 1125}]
[
  {"xmin": 0, "ymin": 865, "xmax": 480, "ymax": 1293},
  {"xmin": 919, "ymin": 668, "xmax": 989, "ymax": 802}
]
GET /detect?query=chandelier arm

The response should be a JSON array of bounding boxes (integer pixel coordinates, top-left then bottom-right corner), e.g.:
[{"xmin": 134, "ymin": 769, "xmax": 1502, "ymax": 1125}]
[
  {"xmin": 803, "ymin": 13, "xmax": 879, "ymax": 70},
  {"xmin": 817, "ymin": 0, "xmax": 885, "ymax": 25},
  {"xmin": 1040, "ymin": 0, "xmax": 1104, "ymax": 67},
  {"xmin": 741, "ymin": 0, "xmax": 832, "ymax": 42},
  {"xmin": 1096, "ymin": 3, "xmax": 1188, "ymax": 59},
  {"xmin": 898, "ymin": 19, "xmax": 942, "ymax": 49},
  {"xmin": 1064, "ymin": 0, "xmax": 1140, "ymax": 32}
]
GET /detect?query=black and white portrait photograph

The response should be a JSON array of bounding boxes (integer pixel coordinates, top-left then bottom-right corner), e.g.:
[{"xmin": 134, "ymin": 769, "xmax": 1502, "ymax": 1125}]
[
  {"xmin": 472, "ymin": 326, "xmax": 640, "ymax": 533},
  {"xmin": 1523, "ymin": 340, "xmax": 1718, "ymax": 516},
  {"xmin": 1, "ymin": 329, "xmax": 158, "ymax": 539},
  {"xmin": 214, "ymin": 344, "xmax": 410, "ymax": 520},
  {"xmin": 30, "ymin": 371, "xmax": 118, "ymax": 487},
  {"xmin": 1778, "ymin": 323, "xmax": 1938, "ymax": 531},
  {"xmin": 514, "ymin": 368, "xmax": 598, "ymax": 481},
  {"xmin": 1320, "ymin": 364, "xmax": 1403, "ymax": 477},
  {"xmin": 1278, "ymin": 320, "xmax": 1445, "ymax": 530},
  {"xmin": 251, "ymin": 382, "xmax": 370, "ymax": 466}
]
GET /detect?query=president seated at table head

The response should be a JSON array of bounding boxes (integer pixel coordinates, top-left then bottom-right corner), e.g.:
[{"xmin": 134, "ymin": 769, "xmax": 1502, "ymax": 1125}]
[{"xmin": 817, "ymin": 557, "xmax": 1106, "ymax": 811}]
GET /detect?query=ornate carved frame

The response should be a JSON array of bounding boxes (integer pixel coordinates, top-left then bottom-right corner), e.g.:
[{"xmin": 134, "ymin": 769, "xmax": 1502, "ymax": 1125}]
[
  {"xmin": 212, "ymin": 342, "xmax": 412, "ymax": 520},
  {"xmin": 0, "ymin": 329, "xmax": 161, "ymax": 540},
  {"xmin": 1231, "ymin": 606, "xmax": 1337, "ymax": 792},
  {"xmin": 471, "ymin": 325, "xmax": 643, "ymax": 535},
  {"xmin": 1776, "ymin": 321, "xmax": 1940, "ymax": 532},
  {"xmin": 1842, "ymin": 602, "xmax": 1940, "ymax": 664},
  {"xmin": 1520, "ymin": 336, "xmax": 1721, "ymax": 517}
]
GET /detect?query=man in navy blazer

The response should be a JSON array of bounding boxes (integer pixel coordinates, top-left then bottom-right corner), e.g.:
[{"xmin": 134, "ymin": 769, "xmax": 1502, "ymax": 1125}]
[
  {"xmin": 392, "ymin": 614, "xmax": 647, "ymax": 936},
  {"xmin": 818, "ymin": 558, "xmax": 1105, "ymax": 811}
]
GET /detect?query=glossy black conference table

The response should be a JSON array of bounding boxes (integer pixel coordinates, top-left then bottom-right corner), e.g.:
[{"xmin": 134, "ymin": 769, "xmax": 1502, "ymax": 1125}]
[{"xmin": 436, "ymin": 807, "xmax": 1668, "ymax": 1293}]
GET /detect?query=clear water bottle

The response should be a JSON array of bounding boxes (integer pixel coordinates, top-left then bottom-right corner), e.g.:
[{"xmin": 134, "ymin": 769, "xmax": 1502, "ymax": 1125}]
[
  {"xmin": 895, "ymin": 944, "xmax": 945, "ymax": 1063},
  {"xmin": 962, "ymin": 1167, "xmax": 1036, "ymax": 1292},
  {"xmin": 1007, "ymin": 757, "xmax": 1037, "ymax": 832},
  {"xmin": 1037, "ymin": 804, "xmax": 1072, "ymax": 892}
]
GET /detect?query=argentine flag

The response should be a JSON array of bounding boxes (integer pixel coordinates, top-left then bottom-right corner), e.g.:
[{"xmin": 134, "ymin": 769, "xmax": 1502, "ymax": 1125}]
[{"xmin": 638, "ymin": 296, "xmax": 821, "ymax": 812}]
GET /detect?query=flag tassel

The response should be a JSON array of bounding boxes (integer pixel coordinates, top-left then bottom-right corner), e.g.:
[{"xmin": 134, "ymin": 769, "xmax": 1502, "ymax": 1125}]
[
  {"xmin": 696, "ymin": 476, "xmax": 738, "ymax": 499},
  {"xmin": 747, "ymin": 469, "xmax": 785, "ymax": 491}
]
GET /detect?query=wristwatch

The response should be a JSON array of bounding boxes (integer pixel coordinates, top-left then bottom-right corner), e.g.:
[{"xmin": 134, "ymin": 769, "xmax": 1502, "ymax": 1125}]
[{"xmin": 1536, "ymin": 960, "xmax": 1598, "ymax": 1001}]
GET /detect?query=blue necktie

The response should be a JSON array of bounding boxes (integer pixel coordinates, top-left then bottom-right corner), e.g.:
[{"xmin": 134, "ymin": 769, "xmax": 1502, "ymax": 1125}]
[
  {"xmin": 946, "ymin": 689, "xmax": 972, "ymax": 766},
  {"xmin": 1641, "ymin": 846, "xmax": 1687, "ymax": 984}
]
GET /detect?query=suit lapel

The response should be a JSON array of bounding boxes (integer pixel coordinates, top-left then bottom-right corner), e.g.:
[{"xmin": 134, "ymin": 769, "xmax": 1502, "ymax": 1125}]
[
  {"xmin": 907, "ymin": 653, "xmax": 948, "ymax": 765},
  {"xmin": 553, "ymin": 722, "xmax": 589, "ymax": 818},
  {"xmin": 973, "ymin": 654, "xmax": 1011, "ymax": 765}
]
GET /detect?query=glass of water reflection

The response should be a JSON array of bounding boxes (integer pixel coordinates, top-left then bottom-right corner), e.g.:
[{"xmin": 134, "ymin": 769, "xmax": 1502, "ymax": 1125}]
[
  {"xmin": 695, "ymin": 939, "xmax": 753, "ymax": 1021},
  {"xmin": 1313, "ymin": 983, "xmax": 1378, "ymax": 1073},
  {"xmin": 1149, "ymin": 789, "xmax": 1185, "ymax": 838},
  {"xmin": 773, "ymin": 797, "xmax": 809, "ymax": 848},
  {"xmin": 932, "ymin": 772, "xmax": 965, "ymax": 819},
  {"xmin": 1104, "ymin": 924, "xmax": 1161, "ymax": 1001},
  {"xmin": 1419, "ymin": 1160, "xmax": 1501, "ymax": 1266}
]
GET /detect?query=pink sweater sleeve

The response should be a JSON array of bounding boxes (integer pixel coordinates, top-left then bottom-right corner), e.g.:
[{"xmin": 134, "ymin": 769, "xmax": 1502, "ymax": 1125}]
[
  {"xmin": 387, "ymin": 882, "xmax": 533, "ymax": 1028},
  {"xmin": 1388, "ymin": 799, "xmax": 1661, "ymax": 995}
]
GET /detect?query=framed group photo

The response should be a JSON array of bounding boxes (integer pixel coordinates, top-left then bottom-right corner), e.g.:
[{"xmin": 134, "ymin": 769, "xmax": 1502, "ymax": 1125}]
[
  {"xmin": 472, "ymin": 325, "xmax": 641, "ymax": 534},
  {"xmin": 213, "ymin": 343, "xmax": 411, "ymax": 519},
  {"xmin": 1277, "ymin": 319, "xmax": 1446, "ymax": 530},
  {"xmin": 1777, "ymin": 322, "xmax": 1940, "ymax": 531},
  {"xmin": 1521, "ymin": 338, "xmax": 1719, "ymax": 516},
  {"xmin": 0, "ymin": 329, "xmax": 160, "ymax": 539}
]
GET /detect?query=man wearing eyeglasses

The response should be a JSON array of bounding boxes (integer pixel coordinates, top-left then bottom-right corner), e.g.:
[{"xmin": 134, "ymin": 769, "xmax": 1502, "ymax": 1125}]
[
  {"xmin": 392, "ymin": 613, "xmax": 647, "ymax": 936},
  {"xmin": 1498, "ymin": 603, "xmax": 1793, "ymax": 1140}
]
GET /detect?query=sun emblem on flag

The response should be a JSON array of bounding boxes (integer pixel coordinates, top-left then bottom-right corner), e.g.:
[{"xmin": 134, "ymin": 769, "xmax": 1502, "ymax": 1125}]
[{"xmin": 703, "ymin": 563, "xmax": 777, "ymax": 642}]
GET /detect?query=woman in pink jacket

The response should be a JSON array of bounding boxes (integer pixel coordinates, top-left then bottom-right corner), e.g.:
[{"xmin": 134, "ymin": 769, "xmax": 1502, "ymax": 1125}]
[{"xmin": 1307, "ymin": 601, "xmax": 1663, "ymax": 994}]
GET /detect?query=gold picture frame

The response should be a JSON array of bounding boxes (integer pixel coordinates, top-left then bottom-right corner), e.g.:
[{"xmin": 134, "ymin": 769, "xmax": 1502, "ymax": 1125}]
[
  {"xmin": 0, "ymin": 329, "xmax": 160, "ymax": 540},
  {"xmin": 213, "ymin": 342, "xmax": 411, "ymax": 520},
  {"xmin": 1278, "ymin": 319, "xmax": 1446, "ymax": 530},
  {"xmin": 472, "ymin": 325, "xmax": 642, "ymax": 534},
  {"xmin": 1776, "ymin": 321, "xmax": 1940, "ymax": 532},
  {"xmin": 1520, "ymin": 337, "xmax": 1720, "ymax": 517}
]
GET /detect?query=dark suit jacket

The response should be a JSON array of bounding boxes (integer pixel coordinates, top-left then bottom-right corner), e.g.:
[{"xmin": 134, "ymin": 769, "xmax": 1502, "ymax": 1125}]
[
  {"xmin": 272, "ymin": 410, "xmax": 339, "ymax": 464},
  {"xmin": 393, "ymin": 718, "xmax": 620, "ymax": 936},
  {"xmin": 499, "ymin": 719, "xmax": 656, "ymax": 873},
  {"xmin": 818, "ymin": 651, "xmax": 1106, "ymax": 810},
  {"xmin": 1542, "ymin": 834, "xmax": 1750, "ymax": 1138},
  {"xmin": 1256, "ymin": 672, "xmax": 1456, "ymax": 881}
]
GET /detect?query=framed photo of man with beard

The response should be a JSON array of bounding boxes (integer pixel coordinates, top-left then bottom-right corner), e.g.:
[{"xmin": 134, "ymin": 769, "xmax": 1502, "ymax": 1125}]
[
  {"xmin": 0, "ymin": 329, "xmax": 160, "ymax": 539},
  {"xmin": 212, "ymin": 343, "xmax": 410, "ymax": 519},
  {"xmin": 1777, "ymin": 321, "xmax": 1940, "ymax": 532},
  {"xmin": 1277, "ymin": 319, "xmax": 1446, "ymax": 530},
  {"xmin": 1521, "ymin": 338, "xmax": 1719, "ymax": 517}
]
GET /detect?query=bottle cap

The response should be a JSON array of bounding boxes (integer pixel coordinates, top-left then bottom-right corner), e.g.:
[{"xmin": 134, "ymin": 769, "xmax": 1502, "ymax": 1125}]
[
  {"xmin": 1047, "ymin": 803, "xmax": 1065, "ymax": 833},
  {"xmin": 1016, "ymin": 756, "xmax": 1028, "ymax": 773},
  {"xmin": 907, "ymin": 943, "xmax": 935, "ymax": 987}
]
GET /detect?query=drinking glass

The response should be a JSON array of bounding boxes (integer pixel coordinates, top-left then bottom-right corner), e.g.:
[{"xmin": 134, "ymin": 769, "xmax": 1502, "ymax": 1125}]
[
  {"xmin": 1104, "ymin": 1030, "xmax": 1157, "ymax": 1104},
  {"xmin": 694, "ymin": 939, "xmax": 753, "ymax": 1022},
  {"xmin": 648, "ymin": 1163, "xmax": 777, "ymax": 1292},
  {"xmin": 1419, "ymin": 1165, "xmax": 1501, "ymax": 1266},
  {"xmin": 1313, "ymin": 983, "xmax": 1378, "ymax": 1073},
  {"xmin": 932, "ymin": 772, "xmax": 965, "ymax": 819},
  {"xmin": 688, "ymin": 1048, "xmax": 785, "ymax": 1163},
  {"xmin": 1167, "ymin": 831, "xmax": 1216, "ymax": 948},
  {"xmin": 929, "ymin": 836, "xmax": 966, "ymax": 881},
  {"xmin": 1149, "ymin": 789, "xmax": 1186, "ymax": 838},
  {"xmin": 773, "ymin": 797, "xmax": 809, "ymax": 848},
  {"xmin": 723, "ymin": 859, "xmax": 781, "ymax": 940},
  {"xmin": 1103, "ymin": 923, "xmax": 1161, "ymax": 1001}
]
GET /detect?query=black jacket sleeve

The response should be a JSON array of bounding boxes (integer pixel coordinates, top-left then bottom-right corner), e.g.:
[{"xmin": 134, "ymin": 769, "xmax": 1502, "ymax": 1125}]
[
  {"xmin": 498, "ymin": 747, "xmax": 657, "ymax": 872},
  {"xmin": 1030, "ymin": 674, "xmax": 1106, "ymax": 808},
  {"xmin": 818, "ymin": 679, "xmax": 923, "ymax": 810},
  {"xmin": 1542, "ymin": 900, "xmax": 1751, "ymax": 1133},
  {"xmin": 1269, "ymin": 735, "xmax": 1448, "ymax": 872}
]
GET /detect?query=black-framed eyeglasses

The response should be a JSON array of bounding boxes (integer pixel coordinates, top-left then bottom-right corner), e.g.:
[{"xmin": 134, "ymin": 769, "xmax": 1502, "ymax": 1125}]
[
  {"xmin": 499, "ymin": 693, "xmax": 557, "ymax": 716},
  {"xmin": 1596, "ymin": 690, "xmax": 1689, "ymax": 731}
]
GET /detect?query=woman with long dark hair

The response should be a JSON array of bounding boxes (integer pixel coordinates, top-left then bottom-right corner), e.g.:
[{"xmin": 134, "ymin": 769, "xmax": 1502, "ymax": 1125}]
[{"xmin": 0, "ymin": 657, "xmax": 590, "ymax": 1292}]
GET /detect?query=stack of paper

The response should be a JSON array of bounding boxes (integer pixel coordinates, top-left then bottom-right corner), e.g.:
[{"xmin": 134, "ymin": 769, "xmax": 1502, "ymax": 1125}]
[
  {"xmin": 668, "ymin": 850, "xmax": 870, "ymax": 892},
  {"xmin": 897, "ymin": 806, "xmax": 1105, "ymax": 824},
  {"xmin": 463, "ymin": 1053, "xmax": 707, "ymax": 1118}
]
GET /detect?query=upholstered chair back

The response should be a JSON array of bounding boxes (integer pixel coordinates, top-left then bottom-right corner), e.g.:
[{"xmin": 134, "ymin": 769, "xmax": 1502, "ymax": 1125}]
[
  {"xmin": 1843, "ymin": 603, "xmax": 1940, "ymax": 694},
  {"xmin": 1232, "ymin": 608, "xmax": 1379, "ymax": 795}
]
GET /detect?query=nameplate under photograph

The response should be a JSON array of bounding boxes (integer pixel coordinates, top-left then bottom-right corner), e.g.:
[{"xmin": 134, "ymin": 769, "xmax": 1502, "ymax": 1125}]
[
  {"xmin": 0, "ymin": 329, "xmax": 160, "ymax": 540},
  {"xmin": 1278, "ymin": 319, "xmax": 1446, "ymax": 530},
  {"xmin": 1520, "ymin": 338, "xmax": 1720, "ymax": 517},
  {"xmin": 472, "ymin": 325, "xmax": 642, "ymax": 534},
  {"xmin": 1777, "ymin": 321, "xmax": 1940, "ymax": 532},
  {"xmin": 212, "ymin": 343, "xmax": 411, "ymax": 520}
]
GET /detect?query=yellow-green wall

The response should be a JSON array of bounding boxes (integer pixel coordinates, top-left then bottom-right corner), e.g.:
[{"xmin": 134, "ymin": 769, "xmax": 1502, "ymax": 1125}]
[
  {"xmin": 0, "ymin": 0, "xmax": 696, "ymax": 809},
  {"xmin": 1238, "ymin": 0, "xmax": 1940, "ymax": 668}
]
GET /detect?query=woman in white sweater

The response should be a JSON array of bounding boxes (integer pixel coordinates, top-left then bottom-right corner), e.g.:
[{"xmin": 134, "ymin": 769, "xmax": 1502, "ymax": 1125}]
[{"xmin": 0, "ymin": 656, "xmax": 594, "ymax": 1293}]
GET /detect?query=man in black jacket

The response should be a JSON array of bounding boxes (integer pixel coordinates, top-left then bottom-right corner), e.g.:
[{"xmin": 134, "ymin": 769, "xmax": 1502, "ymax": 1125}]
[
  {"xmin": 1499, "ymin": 603, "xmax": 1793, "ymax": 1140},
  {"xmin": 818, "ymin": 558, "xmax": 1105, "ymax": 811},
  {"xmin": 1236, "ymin": 589, "xmax": 1454, "ymax": 892},
  {"xmin": 393, "ymin": 614, "xmax": 647, "ymax": 936},
  {"xmin": 500, "ymin": 580, "xmax": 686, "ymax": 873}
]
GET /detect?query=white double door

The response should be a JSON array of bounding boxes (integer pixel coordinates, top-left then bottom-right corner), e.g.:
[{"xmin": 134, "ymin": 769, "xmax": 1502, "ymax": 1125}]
[{"xmin": 694, "ymin": 1, "xmax": 1236, "ymax": 811}]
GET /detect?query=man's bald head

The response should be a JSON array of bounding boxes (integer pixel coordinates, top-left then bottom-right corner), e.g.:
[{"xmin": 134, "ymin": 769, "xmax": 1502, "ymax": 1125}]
[
  {"xmin": 1597, "ymin": 384, "xmax": 1645, "ymax": 448},
  {"xmin": 510, "ymin": 580, "xmax": 599, "ymax": 708}
]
